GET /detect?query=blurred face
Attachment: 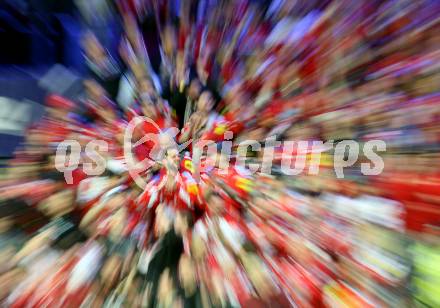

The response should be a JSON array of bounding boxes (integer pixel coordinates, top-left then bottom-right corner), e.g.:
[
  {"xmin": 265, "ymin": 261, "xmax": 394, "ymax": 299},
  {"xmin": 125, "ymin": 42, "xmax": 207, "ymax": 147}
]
[
  {"xmin": 100, "ymin": 255, "xmax": 122, "ymax": 292},
  {"xmin": 139, "ymin": 79, "xmax": 155, "ymax": 97},
  {"xmin": 191, "ymin": 233, "xmax": 206, "ymax": 260},
  {"xmin": 131, "ymin": 62, "xmax": 146, "ymax": 82},
  {"xmin": 97, "ymin": 108, "xmax": 116, "ymax": 123},
  {"xmin": 85, "ymin": 80, "xmax": 105, "ymax": 102},
  {"xmin": 188, "ymin": 79, "xmax": 201, "ymax": 100},
  {"xmin": 166, "ymin": 148, "xmax": 180, "ymax": 171},
  {"xmin": 0, "ymin": 218, "xmax": 13, "ymax": 234},
  {"xmin": 174, "ymin": 212, "xmax": 189, "ymax": 235},
  {"xmin": 155, "ymin": 205, "xmax": 172, "ymax": 236},
  {"xmin": 124, "ymin": 14, "xmax": 139, "ymax": 47},
  {"xmin": 106, "ymin": 193, "xmax": 126, "ymax": 211},
  {"xmin": 163, "ymin": 26, "xmax": 176, "ymax": 57},
  {"xmin": 246, "ymin": 127, "xmax": 265, "ymax": 141},
  {"xmin": 159, "ymin": 133, "xmax": 175, "ymax": 151},
  {"xmin": 27, "ymin": 130, "xmax": 45, "ymax": 148},
  {"xmin": 141, "ymin": 103, "xmax": 157, "ymax": 118},
  {"xmin": 179, "ymin": 254, "xmax": 196, "ymax": 295},
  {"xmin": 85, "ymin": 33, "xmax": 105, "ymax": 62},
  {"xmin": 208, "ymin": 195, "xmax": 224, "ymax": 216},
  {"xmin": 158, "ymin": 269, "xmax": 174, "ymax": 303},
  {"xmin": 197, "ymin": 91, "xmax": 214, "ymax": 112},
  {"xmin": 38, "ymin": 190, "xmax": 74, "ymax": 217},
  {"xmin": 47, "ymin": 106, "xmax": 68, "ymax": 120}
]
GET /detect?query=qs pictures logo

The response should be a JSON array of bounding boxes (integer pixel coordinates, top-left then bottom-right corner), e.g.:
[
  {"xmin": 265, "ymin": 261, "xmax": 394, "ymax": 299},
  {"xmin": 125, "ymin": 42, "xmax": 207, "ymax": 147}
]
[
  {"xmin": 123, "ymin": 116, "xmax": 192, "ymax": 189},
  {"xmin": 55, "ymin": 117, "xmax": 386, "ymax": 187}
]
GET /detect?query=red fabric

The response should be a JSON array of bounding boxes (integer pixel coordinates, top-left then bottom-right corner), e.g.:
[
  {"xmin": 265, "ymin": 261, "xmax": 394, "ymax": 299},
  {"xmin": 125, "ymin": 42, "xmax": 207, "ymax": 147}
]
[
  {"xmin": 68, "ymin": 168, "xmax": 88, "ymax": 187},
  {"xmin": 36, "ymin": 118, "xmax": 70, "ymax": 142},
  {"xmin": 178, "ymin": 26, "xmax": 187, "ymax": 51},
  {"xmin": 405, "ymin": 201, "xmax": 440, "ymax": 232},
  {"xmin": 46, "ymin": 94, "xmax": 75, "ymax": 110},
  {"xmin": 222, "ymin": 58, "xmax": 236, "ymax": 83}
]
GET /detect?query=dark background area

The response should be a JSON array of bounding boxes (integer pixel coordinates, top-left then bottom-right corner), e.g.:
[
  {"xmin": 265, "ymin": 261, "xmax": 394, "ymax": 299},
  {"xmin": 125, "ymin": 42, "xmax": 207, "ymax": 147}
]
[{"xmin": 0, "ymin": 0, "xmax": 84, "ymax": 159}]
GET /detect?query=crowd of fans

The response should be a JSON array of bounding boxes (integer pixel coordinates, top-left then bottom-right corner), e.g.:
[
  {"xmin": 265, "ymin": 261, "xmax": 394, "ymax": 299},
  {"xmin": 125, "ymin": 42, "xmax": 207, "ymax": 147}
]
[{"xmin": 0, "ymin": 0, "xmax": 439, "ymax": 307}]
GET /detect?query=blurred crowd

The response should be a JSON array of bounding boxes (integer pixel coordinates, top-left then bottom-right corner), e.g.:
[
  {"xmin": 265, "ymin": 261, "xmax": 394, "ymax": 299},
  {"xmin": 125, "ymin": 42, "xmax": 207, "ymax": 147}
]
[{"xmin": 0, "ymin": 0, "xmax": 440, "ymax": 307}]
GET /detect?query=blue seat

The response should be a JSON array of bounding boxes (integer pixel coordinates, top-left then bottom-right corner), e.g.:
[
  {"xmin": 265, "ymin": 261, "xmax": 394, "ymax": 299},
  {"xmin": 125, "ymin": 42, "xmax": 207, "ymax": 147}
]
[{"xmin": 54, "ymin": 14, "xmax": 85, "ymax": 74}]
